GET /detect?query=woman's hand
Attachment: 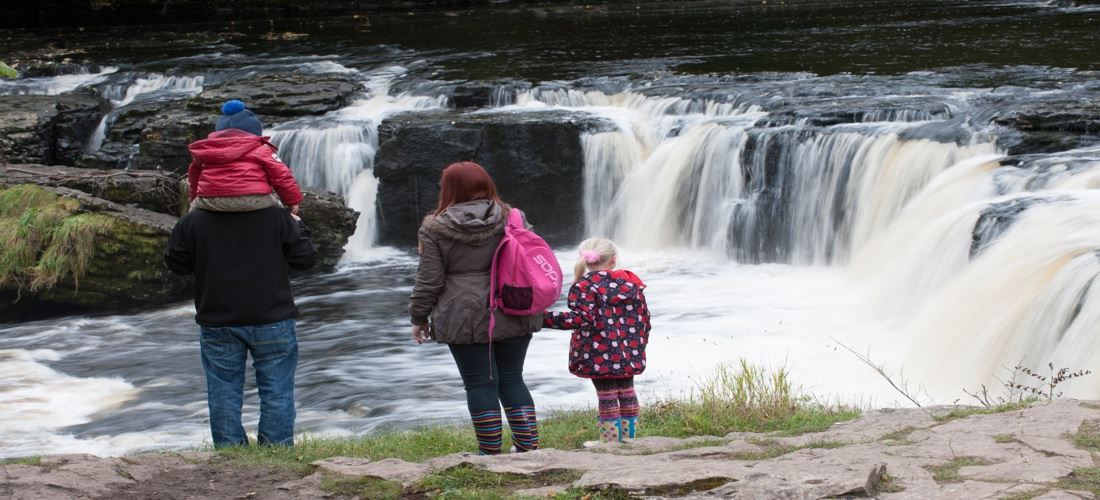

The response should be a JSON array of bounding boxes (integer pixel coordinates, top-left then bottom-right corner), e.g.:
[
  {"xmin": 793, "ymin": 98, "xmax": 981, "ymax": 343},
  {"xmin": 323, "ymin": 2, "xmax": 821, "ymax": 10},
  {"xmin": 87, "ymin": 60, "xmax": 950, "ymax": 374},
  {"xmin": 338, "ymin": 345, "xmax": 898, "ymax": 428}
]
[
  {"xmin": 411, "ymin": 324, "xmax": 431, "ymax": 344},
  {"xmin": 289, "ymin": 204, "xmax": 300, "ymax": 215}
]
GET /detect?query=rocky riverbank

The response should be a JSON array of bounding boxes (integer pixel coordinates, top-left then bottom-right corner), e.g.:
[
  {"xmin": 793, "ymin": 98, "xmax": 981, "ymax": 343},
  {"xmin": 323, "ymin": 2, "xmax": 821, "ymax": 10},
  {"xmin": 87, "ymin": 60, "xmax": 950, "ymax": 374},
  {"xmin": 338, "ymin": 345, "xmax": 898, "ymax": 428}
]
[{"xmin": 4, "ymin": 400, "xmax": 1100, "ymax": 499}]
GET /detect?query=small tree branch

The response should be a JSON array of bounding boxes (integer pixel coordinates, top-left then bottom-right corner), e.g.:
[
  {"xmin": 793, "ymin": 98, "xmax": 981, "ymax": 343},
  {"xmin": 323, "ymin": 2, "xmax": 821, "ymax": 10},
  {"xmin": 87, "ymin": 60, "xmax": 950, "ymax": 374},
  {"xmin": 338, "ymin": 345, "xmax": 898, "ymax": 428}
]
[{"xmin": 833, "ymin": 338, "xmax": 923, "ymax": 408}]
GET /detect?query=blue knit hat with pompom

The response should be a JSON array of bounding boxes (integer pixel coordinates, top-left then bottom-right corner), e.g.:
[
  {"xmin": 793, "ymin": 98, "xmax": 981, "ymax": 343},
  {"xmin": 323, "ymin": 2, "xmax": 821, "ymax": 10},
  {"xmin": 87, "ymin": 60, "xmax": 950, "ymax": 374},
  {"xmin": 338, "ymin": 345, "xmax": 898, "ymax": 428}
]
[{"xmin": 215, "ymin": 99, "xmax": 263, "ymax": 136}]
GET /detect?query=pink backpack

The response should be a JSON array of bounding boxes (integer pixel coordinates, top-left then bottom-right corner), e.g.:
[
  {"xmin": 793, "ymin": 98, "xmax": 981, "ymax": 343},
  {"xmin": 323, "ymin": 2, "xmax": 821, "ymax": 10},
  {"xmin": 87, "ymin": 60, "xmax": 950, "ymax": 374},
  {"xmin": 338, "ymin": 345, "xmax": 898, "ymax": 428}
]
[{"xmin": 488, "ymin": 208, "xmax": 563, "ymax": 340}]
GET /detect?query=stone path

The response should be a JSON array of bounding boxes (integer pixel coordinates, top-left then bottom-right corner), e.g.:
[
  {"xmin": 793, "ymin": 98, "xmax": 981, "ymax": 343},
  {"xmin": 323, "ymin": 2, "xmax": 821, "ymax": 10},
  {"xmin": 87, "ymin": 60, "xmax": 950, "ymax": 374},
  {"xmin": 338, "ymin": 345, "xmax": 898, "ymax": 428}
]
[{"xmin": 5, "ymin": 400, "xmax": 1100, "ymax": 499}]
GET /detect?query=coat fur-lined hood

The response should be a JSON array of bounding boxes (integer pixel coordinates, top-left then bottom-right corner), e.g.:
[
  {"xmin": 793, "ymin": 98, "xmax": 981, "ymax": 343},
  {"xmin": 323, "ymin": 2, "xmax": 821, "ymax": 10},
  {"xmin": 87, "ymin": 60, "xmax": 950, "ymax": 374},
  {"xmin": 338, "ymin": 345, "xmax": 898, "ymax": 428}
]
[{"xmin": 419, "ymin": 200, "xmax": 506, "ymax": 245}]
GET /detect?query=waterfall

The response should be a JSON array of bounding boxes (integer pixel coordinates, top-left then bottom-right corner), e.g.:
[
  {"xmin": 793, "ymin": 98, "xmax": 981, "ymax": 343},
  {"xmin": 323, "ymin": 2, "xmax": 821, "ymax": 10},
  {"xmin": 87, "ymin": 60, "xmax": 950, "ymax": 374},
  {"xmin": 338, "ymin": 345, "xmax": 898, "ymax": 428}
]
[
  {"xmin": 269, "ymin": 67, "xmax": 445, "ymax": 258},
  {"xmin": 0, "ymin": 66, "xmax": 117, "ymax": 96},
  {"xmin": 900, "ymin": 196, "xmax": 1100, "ymax": 396},
  {"xmin": 841, "ymin": 144, "xmax": 1100, "ymax": 397},
  {"xmin": 519, "ymin": 87, "xmax": 997, "ymax": 264},
  {"xmin": 85, "ymin": 74, "xmax": 206, "ymax": 154},
  {"xmin": 111, "ymin": 75, "xmax": 205, "ymax": 106}
]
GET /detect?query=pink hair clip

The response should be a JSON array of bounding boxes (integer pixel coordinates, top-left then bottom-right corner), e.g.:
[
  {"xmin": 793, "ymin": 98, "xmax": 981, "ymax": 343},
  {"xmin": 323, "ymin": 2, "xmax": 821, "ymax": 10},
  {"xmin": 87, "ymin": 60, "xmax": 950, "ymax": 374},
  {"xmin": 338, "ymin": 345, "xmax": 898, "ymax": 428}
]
[{"xmin": 580, "ymin": 249, "xmax": 601, "ymax": 264}]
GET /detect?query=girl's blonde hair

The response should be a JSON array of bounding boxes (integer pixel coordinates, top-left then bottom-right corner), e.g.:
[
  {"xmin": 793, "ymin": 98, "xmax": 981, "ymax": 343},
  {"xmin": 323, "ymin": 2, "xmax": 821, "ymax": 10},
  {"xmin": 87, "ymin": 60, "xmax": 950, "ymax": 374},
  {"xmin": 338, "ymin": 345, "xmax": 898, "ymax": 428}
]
[{"xmin": 574, "ymin": 237, "xmax": 618, "ymax": 283}]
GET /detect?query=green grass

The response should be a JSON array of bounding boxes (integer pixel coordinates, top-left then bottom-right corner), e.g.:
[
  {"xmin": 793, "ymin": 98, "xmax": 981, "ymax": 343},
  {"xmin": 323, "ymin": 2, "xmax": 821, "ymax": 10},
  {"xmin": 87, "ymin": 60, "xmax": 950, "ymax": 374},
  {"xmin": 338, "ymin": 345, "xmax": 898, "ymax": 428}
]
[
  {"xmin": 932, "ymin": 400, "xmax": 1035, "ymax": 424},
  {"xmin": 319, "ymin": 474, "xmax": 404, "ymax": 499},
  {"xmin": 877, "ymin": 473, "xmax": 906, "ymax": 493},
  {"xmin": 1001, "ymin": 489, "xmax": 1049, "ymax": 500},
  {"xmin": 544, "ymin": 479, "xmax": 731, "ymax": 499},
  {"xmin": 1066, "ymin": 420, "xmax": 1100, "ymax": 452},
  {"xmin": 0, "ymin": 184, "xmax": 112, "ymax": 293},
  {"xmin": 31, "ymin": 213, "xmax": 114, "ymax": 291},
  {"xmin": 221, "ymin": 361, "xmax": 859, "ymax": 473},
  {"xmin": 217, "ymin": 424, "xmax": 477, "ymax": 473},
  {"xmin": 880, "ymin": 426, "xmax": 921, "ymax": 445},
  {"xmin": 0, "ymin": 456, "xmax": 42, "ymax": 466},
  {"xmin": 550, "ymin": 488, "xmax": 633, "ymax": 500},
  {"xmin": 1054, "ymin": 467, "xmax": 1100, "ymax": 496},
  {"xmin": 994, "ymin": 433, "xmax": 1019, "ymax": 444},
  {"xmin": 925, "ymin": 456, "xmax": 995, "ymax": 483},
  {"xmin": 409, "ymin": 464, "xmax": 584, "ymax": 499},
  {"xmin": 642, "ymin": 359, "xmax": 859, "ymax": 438}
]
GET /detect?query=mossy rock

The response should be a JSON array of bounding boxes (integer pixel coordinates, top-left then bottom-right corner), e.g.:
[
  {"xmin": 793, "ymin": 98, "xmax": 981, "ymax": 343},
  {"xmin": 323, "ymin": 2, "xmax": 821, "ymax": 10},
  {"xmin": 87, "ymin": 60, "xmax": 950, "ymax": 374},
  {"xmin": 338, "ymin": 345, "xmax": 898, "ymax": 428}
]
[{"xmin": 0, "ymin": 184, "xmax": 190, "ymax": 321}]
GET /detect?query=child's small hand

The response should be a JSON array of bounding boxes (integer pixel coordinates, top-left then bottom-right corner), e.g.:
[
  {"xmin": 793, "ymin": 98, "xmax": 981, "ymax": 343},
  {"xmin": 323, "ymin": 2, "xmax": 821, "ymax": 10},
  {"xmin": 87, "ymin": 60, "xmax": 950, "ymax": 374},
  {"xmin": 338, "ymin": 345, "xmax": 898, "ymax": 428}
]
[{"xmin": 289, "ymin": 204, "xmax": 300, "ymax": 215}]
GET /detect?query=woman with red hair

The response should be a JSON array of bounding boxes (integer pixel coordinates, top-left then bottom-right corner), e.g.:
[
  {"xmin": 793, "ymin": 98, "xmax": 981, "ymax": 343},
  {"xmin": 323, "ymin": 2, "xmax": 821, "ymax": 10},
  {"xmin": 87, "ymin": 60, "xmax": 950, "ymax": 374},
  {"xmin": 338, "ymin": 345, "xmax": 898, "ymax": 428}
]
[{"xmin": 409, "ymin": 161, "xmax": 543, "ymax": 455}]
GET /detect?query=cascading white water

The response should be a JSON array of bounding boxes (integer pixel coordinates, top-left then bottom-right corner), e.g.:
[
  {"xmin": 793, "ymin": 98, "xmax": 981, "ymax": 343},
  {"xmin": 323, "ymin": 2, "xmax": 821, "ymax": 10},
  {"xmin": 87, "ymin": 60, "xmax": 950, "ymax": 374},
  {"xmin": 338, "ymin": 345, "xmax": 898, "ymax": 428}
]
[
  {"xmin": 899, "ymin": 197, "xmax": 1100, "ymax": 396},
  {"xmin": 85, "ymin": 74, "xmax": 206, "ymax": 154},
  {"xmin": 269, "ymin": 67, "xmax": 445, "ymax": 258},
  {"xmin": 109, "ymin": 75, "xmax": 206, "ymax": 107},
  {"xmin": 845, "ymin": 145, "xmax": 1100, "ymax": 398},
  {"xmin": 0, "ymin": 66, "xmax": 118, "ymax": 96},
  {"xmin": 515, "ymin": 88, "xmax": 997, "ymax": 264}
]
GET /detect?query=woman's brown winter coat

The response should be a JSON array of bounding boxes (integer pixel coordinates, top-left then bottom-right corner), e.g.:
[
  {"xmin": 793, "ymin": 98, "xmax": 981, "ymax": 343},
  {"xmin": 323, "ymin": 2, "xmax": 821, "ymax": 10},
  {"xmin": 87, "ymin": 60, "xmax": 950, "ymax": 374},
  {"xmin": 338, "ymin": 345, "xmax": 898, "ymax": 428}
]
[{"xmin": 409, "ymin": 199, "xmax": 543, "ymax": 344}]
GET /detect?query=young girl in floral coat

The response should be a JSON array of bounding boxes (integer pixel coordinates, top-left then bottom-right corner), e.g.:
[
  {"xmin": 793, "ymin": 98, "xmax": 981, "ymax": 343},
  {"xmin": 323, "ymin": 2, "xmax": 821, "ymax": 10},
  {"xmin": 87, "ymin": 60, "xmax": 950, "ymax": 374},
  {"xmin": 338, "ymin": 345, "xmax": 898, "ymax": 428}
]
[{"xmin": 543, "ymin": 237, "xmax": 651, "ymax": 444}]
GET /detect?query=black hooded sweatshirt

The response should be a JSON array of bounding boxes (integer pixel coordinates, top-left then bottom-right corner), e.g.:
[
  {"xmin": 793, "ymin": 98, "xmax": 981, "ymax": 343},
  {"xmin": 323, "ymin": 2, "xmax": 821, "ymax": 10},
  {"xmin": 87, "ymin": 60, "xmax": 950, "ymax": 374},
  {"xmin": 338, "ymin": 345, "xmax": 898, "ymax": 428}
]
[{"xmin": 165, "ymin": 207, "xmax": 317, "ymax": 327}]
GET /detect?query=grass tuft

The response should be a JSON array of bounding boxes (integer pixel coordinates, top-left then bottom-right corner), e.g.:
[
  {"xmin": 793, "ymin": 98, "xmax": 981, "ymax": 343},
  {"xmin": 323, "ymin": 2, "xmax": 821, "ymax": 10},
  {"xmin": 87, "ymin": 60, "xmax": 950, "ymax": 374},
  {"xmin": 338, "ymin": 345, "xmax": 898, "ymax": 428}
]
[
  {"xmin": 932, "ymin": 400, "xmax": 1035, "ymax": 424},
  {"xmin": 0, "ymin": 185, "xmax": 111, "ymax": 293},
  {"xmin": 993, "ymin": 433, "xmax": 1018, "ymax": 444},
  {"xmin": 1054, "ymin": 467, "xmax": 1100, "ymax": 496},
  {"xmin": 319, "ymin": 474, "xmax": 403, "ymax": 499},
  {"xmin": 880, "ymin": 426, "xmax": 920, "ymax": 445},
  {"xmin": 925, "ymin": 456, "xmax": 995, "ymax": 483},
  {"xmin": 643, "ymin": 360, "xmax": 859, "ymax": 439},
  {"xmin": 877, "ymin": 473, "xmax": 906, "ymax": 493},
  {"xmin": 217, "ymin": 425, "xmax": 476, "ymax": 473},
  {"xmin": 30, "ymin": 213, "xmax": 114, "ymax": 291},
  {"xmin": 0, "ymin": 185, "xmax": 59, "ymax": 217},
  {"xmin": 0, "ymin": 456, "xmax": 42, "ymax": 466},
  {"xmin": 412, "ymin": 464, "xmax": 583, "ymax": 499},
  {"xmin": 1066, "ymin": 420, "xmax": 1100, "ymax": 452}
]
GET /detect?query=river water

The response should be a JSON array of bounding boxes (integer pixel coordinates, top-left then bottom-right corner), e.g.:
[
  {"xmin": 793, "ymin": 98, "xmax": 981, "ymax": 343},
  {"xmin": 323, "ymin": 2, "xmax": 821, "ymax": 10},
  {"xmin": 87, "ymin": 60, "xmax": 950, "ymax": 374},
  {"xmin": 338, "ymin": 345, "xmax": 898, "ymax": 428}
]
[{"xmin": 2, "ymin": 0, "xmax": 1100, "ymax": 457}]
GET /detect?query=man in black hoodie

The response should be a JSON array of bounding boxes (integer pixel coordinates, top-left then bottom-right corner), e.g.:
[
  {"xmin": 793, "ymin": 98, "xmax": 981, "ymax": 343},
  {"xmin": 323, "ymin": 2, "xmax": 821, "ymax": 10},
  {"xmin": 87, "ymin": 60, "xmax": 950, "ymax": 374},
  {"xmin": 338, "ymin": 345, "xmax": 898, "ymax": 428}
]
[{"xmin": 165, "ymin": 204, "xmax": 317, "ymax": 448}]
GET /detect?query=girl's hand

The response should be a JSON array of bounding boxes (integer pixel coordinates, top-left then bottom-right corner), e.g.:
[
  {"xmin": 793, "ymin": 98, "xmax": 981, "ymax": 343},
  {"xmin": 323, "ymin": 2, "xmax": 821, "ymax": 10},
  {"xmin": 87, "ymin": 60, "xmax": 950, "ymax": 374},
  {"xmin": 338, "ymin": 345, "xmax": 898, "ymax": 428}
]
[
  {"xmin": 411, "ymin": 324, "xmax": 431, "ymax": 344},
  {"xmin": 289, "ymin": 204, "xmax": 300, "ymax": 215}
]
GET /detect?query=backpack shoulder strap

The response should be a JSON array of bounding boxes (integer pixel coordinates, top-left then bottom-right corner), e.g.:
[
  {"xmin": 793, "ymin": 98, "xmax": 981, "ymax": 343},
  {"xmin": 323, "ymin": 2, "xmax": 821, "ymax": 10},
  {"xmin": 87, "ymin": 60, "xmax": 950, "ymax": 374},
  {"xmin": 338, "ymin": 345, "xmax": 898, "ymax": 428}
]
[{"xmin": 506, "ymin": 207, "xmax": 524, "ymax": 228}]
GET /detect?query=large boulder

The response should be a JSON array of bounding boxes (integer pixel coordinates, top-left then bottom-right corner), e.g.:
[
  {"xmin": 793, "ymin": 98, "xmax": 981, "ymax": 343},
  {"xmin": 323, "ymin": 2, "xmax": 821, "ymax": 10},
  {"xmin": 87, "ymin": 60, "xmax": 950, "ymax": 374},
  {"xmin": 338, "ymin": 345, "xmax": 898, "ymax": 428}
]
[
  {"xmin": 0, "ymin": 184, "xmax": 188, "ymax": 322},
  {"xmin": 188, "ymin": 73, "xmax": 360, "ymax": 118},
  {"xmin": 0, "ymin": 164, "xmax": 181, "ymax": 214},
  {"xmin": 82, "ymin": 72, "xmax": 361, "ymax": 173},
  {"xmin": 374, "ymin": 109, "xmax": 612, "ymax": 247},
  {"xmin": 297, "ymin": 189, "xmax": 360, "ymax": 270},
  {"xmin": 0, "ymin": 93, "xmax": 108, "ymax": 166}
]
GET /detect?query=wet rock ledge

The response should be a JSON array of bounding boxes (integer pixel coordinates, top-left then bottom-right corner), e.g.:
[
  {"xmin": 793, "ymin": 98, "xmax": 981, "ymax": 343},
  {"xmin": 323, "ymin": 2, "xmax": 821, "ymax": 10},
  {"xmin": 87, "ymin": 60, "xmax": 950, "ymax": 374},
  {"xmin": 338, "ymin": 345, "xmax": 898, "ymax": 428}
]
[
  {"xmin": 5, "ymin": 400, "xmax": 1100, "ymax": 498},
  {"xmin": 0, "ymin": 165, "xmax": 357, "ymax": 322}
]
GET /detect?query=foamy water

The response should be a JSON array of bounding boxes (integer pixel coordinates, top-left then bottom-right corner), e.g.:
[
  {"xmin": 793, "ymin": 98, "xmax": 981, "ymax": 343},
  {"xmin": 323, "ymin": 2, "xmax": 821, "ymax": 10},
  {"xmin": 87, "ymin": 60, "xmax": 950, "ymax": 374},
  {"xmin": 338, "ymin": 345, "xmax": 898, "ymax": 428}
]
[{"xmin": 0, "ymin": 251, "xmax": 912, "ymax": 458}]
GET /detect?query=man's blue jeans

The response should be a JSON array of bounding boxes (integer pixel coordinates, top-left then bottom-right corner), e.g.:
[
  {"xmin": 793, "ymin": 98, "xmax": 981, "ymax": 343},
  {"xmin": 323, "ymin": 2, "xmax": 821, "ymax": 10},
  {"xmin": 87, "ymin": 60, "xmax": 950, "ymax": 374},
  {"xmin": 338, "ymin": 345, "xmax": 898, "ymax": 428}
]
[{"xmin": 199, "ymin": 319, "xmax": 297, "ymax": 448}]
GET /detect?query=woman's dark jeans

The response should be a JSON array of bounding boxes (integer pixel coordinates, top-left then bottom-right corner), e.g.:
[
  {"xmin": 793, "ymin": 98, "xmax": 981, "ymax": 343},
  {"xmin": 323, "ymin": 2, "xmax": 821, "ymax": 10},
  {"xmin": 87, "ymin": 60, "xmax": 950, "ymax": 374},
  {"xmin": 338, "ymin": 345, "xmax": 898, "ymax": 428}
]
[{"xmin": 448, "ymin": 334, "xmax": 535, "ymax": 414}]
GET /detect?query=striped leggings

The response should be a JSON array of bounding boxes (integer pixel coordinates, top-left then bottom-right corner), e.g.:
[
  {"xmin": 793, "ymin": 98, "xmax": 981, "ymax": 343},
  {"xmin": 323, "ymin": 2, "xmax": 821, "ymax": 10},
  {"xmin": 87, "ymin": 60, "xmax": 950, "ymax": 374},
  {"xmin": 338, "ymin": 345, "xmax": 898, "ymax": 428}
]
[{"xmin": 593, "ymin": 377, "xmax": 639, "ymax": 421}]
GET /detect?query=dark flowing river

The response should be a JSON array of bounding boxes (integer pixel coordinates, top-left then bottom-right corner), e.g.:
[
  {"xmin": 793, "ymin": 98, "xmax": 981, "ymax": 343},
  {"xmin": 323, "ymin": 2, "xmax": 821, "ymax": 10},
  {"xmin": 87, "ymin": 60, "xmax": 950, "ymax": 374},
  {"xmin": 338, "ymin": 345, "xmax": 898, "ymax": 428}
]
[{"xmin": 2, "ymin": 0, "xmax": 1099, "ymax": 457}]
